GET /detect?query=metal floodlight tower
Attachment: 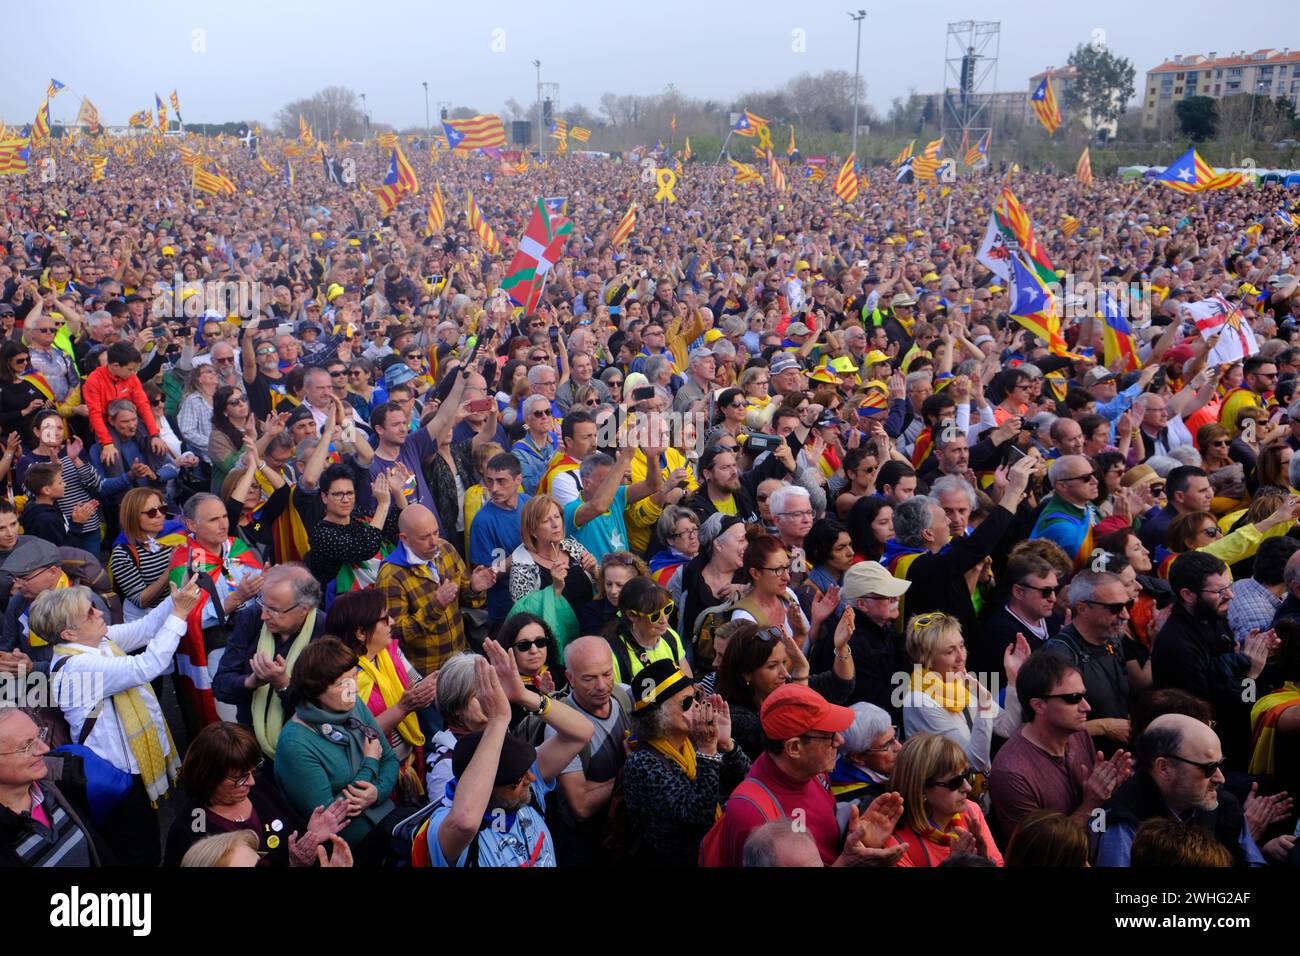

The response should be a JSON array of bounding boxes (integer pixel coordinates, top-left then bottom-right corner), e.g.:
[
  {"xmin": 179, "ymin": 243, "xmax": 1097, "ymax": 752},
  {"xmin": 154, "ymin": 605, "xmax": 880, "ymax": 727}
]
[{"xmin": 941, "ymin": 20, "xmax": 1000, "ymax": 155}]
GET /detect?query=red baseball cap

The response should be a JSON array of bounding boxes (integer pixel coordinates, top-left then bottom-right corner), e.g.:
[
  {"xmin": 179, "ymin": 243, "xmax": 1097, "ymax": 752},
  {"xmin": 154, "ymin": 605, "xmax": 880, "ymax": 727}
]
[{"xmin": 760, "ymin": 684, "xmax": 854, "ymax": 740}]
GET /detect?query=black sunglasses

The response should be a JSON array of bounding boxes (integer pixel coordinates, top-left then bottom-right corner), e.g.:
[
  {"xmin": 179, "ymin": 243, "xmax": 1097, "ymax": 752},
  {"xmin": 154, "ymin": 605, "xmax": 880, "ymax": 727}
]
[
  {"xmin": 1161, "ymin": 754, "xmax": 1224, "ymax": 778},
  {"xmin": 1040, "ymin": 692, "xmax": 1087, "ymax": 705},
  {"xmin": 928, "ymin": 769, "xmax": 974, "ymax": 791},
  {"xmin": 1015, "ymin": 581, "xmax": 1062, "ymax": 598},
  {"xmin": 512, "ymin": 637, "xmax": 550, "ymax": 653},
  {"xmin": 1081, "ymin": 599, "xmax": 1134, "ymax": 615}
]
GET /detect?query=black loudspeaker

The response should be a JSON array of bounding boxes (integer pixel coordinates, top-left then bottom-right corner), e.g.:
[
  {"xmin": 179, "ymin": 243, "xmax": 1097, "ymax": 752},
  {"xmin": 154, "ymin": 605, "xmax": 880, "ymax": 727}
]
[{"xmin": 511, "ymin": 120, "xmax": 532, "ymax": 145}]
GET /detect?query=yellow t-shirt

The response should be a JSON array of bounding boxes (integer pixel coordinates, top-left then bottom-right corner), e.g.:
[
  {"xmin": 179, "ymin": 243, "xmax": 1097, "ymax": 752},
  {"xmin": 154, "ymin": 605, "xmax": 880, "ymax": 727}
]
[
  {"xmin": 712, "ymin": 496, "xmax": 738, "ymax": 516},
  {"xmin": 627, "ymin": 447, "xmax": 699, "ymax": 553}
]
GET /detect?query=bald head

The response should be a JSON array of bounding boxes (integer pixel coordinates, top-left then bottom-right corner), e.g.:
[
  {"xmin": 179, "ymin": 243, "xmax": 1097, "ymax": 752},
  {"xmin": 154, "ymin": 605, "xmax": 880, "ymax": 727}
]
[
  {"xmin": 398, "ymin": 504, "xmax": 440, "ymax": 559},
  {"xmin": 1140, "ymin": 713, "xmax": 1224, "ymax": 814},
  {"xmin": 564, "ymin": 635, "xmax": 615, "ymax": 713},
  {"xmin": 1049, "ymin": 455, "xmax": 1095, "ymax": 505},
  {"xmin": 743, "ymin": 820, "xmax": 824, "ymax": 867}
]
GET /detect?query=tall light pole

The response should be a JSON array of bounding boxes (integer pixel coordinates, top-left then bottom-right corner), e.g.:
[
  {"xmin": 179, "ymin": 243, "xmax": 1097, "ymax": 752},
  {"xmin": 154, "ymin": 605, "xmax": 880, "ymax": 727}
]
[
  {"xmin": 360, "ymin": 93, "xmax": 368, "ymax": 137},
  {"xmin": 422, "ymin": 81, "xmax": 430, "ymax": 140},
  {"xmin": 534, "ymin": 59, "xmax": 543, "ymax": 159},
  {"xmin": 849, "ymin": 10, "xmax": 867, "ymax": 161}
]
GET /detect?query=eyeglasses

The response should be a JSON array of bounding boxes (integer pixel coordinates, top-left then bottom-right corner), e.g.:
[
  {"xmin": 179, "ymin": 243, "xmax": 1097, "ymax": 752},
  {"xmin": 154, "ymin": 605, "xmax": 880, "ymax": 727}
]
[
  {"xmin": 326, "ymin": 490, "xmax": 356, "ymax": 499},
  {"xmin": 12, "ymin": 357, "xmax": 29, "ymax": 365},
  {"xmin": 584, "ymin": 398, "xmax": 600, "ymax": 406},
  {"xmin": 531, "ymin": 410, "xmax": 552, "ymax": 419},
  {"xmin": 866, "ymin": 727, "xmax": 901, "ymax": 752},
  {"xmin": 756, "ymin": 493, "xmax": 771, "ymax": 502},
  {"xmin": 1148, "ymin": 484, "xmax": 1165, "ymax": 496},
  {"xmin": 1081, "ymin": 599, "xmax": 1135, "ymax": 615},
  {"xmin": 1059, "ymin": 473, "xmax": 1099, "ymax": 484},
  {"xmin": 1198, "ymin": 525, "xmax": 1222, "ymax": 539},
  {"xmin": 227, "ymin": 396, "xmax": 248, "ymax": 406},
  {"xmin": 1209, "ymin": 439, "xmax": 1230, "ymax": 446},
  {"xmin": 1040, "ymin": 692, "xmax": 1087, "ymax": 705},
  {"xmin": 226, "ymin": 759, "xmax": 265, "ymax": 784},
  {"xmin": 261, "ymin": 601, "xmax": 302, "ymax": 615},
  {"xmin": 669, "ymin": 527, "xmax": 699, "ymax": 540},
  {"xmin": 1160, "ymin": 754, "xmax": 1224, "ymax": 778},
  {"xmin": 140, "ymin": 507, "xmax": 166, "ymax": 519},
  {"xmin": 0, "ymin": 726, "xmax": 49, "ymax": 757},
  {"xmin": 512, "ymin": 637, "xmax": 550, "ymax": 653},
  {"xmin": 1200, "ymin": 584, "xmax": 1233, "ymax": 600},
  {"xmin": 1015, "ymin": 581, "xmax": 1062, "ymax": 598},
  {"xmin": 777, "ymin": 511, "xmax": 813, "ymax": 520},
  {"xmin": 629, "ymin": 602, "xmax": 676, "ymax": 623},
  {"xmin": 800, "ymin": 732, "xmax": 838, "ymax": 744},
  {"xmin": 679, "ymin": 695, "xmax": 696, "ymax": 712},
  {"xmin": 927, "ymin": 769, "xmax": 974, "ymax": 791},
  {"xmin": 760, "ymin": 565, "xmax": 792, "ymax": 575},
  {"xmin": 329, "ymin": 370, "xmax": 347, "ymax": 378}
]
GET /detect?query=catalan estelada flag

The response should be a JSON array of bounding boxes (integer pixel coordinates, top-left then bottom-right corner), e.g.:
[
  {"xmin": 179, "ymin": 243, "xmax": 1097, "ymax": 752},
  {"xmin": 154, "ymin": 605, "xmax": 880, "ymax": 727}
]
[
  {"xmin": 1100, "ymin": 290, "xmax": 1140, "ymax": 371},
  {"xmin": 804, "ymin": 163, "xmax": 825, "ymax": 182},
  {"xmin": 892, "ymin": 140, "xmax": 915, "ymax": 167},
  {"xmin": 31, "ymin": 100, "xmax": 51, "ymax": 145},
  {"xmin": 283, "ymin": 158, "xmax": 294, "ymax": 188},
  {"xmin": 1076, "ymin": 146, "xmax": 1093, "ymax": 186},
  {"xmin": 155, "ymin": 93, "xmax": 168, "ymax": 131},
  {"xmin": 733, "ymin": 111, "xmax": 768, "ymax": 136},
  {"xmin": 1031, "ymin": 77, "xmax": 1061, "ymax": 134},
  {"xmin": 129, "ymin": 109, "xmax": 150, "ymax": 128},
  {"xmin": 1008, "ymin": 253, "xmax": 1074, "ymax": 358},
  {"xmin": 611, "ymin": 201, "xmax": 637, "ymax": 246},
  {"xmin": 1155, "ymin": 148, "xmax": 1245, "ymax": 192},
  {"xmin": 833, "ymin": 153, "xmax": 859, "ymax": 203},
  {"xmin": 729, "ymin": 159, "xmax": 762, "ymax": 185},
  {"xmin": 466, "ymin": 189, "xmax": 501, "ymax": 254},
  {"xmin": 385, "ymin": 146, "xmax": 419, "ymax": 195},
  {"xmin": 47, "ymin": 78, "xmax": 66, "ymax": 99},
  {"xmin": 442, "ymin": 114, "xmax": 507, "ymax": 151},
  {"xmin": 427, "ymin": 183, "xmax": 446, "ymax": 234},
  {"xmin": 766, "ymin": 149, "xmax": 788, "ymax": 193},
  {"xmin": 965, "ymin": 131, "xmax": 990, "ymax": 167}
]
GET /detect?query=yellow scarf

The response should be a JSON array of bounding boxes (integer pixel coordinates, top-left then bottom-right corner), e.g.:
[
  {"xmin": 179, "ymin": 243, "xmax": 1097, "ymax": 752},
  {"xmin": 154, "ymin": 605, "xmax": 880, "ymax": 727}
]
[
  {"xmin": 911, "ymin": 668, "xmax": 970, "ymax": 714},
  {"xmin": 251, "ymin": 609, "xmax": 317, "ymax": 758},
  {"xmin": 355, "ymin": 646, "xmax": 425, "ymax": 748},
  {"xmin": 54, "ymin": 640, "xmax": 178, "ymax": 803},
  {"xmin": 1248, "ymin": 681, "xmax": 1300, "ymax": 776},
  {"xmin": 25, "ymin": 572, "xmax": 71, "ymax": 647},
  {"xmin": 645, "ymin": 736, "xmax": 723, "ymax": 821}
]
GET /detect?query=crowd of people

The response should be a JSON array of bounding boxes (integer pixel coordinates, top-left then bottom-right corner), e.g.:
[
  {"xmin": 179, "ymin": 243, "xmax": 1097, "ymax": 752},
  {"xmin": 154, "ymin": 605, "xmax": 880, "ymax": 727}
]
[{"xmin": 2, "ymin": 124, "xmax": 1300, "ymax": 870}]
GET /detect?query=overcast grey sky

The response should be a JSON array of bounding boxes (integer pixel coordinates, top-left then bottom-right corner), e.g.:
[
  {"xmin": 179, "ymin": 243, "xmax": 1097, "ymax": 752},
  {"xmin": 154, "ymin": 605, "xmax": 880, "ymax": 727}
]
[{"xmin": 2, "ymin": 0, "xmax": 1294, "ymax": 128}]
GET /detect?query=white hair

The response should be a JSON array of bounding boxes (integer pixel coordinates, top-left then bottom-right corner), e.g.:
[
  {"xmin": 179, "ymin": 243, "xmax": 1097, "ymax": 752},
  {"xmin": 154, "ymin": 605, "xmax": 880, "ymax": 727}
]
[
  {"xmin": 839, "ymin": 702, "xmax": 893, "ymax": 756},
  {"xmin": 930, "ymin": 475, "xmax": 976, "ymax": 510},
  {"xmin": 1167, "ymin": 445, "xmax": 1202, "ymax": 468},
  {"xmin": 1145, "ymin": 454, "xmax": 1181, "ymax": 478},
  {"xmin": 768, "ymin": 484, "xmax": 811, "ymax": 518}
]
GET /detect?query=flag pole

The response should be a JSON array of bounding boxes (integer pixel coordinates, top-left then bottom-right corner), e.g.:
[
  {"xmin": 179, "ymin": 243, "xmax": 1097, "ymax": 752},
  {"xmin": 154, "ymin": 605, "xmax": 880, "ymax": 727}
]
[{"xmin": 712, "ymin": 128, "xmax": 733, "ymax": 165}]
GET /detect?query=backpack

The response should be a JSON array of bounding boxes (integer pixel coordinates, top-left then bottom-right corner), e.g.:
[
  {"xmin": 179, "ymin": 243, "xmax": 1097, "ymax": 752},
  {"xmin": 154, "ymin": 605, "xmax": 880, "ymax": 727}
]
[
  {"xmin": 403, "ymin": 743, "xmax": 457, "ymax": 867},
  {"xmin": 698, "ymin": 776, "xmax": 786, "ymax": 868}
]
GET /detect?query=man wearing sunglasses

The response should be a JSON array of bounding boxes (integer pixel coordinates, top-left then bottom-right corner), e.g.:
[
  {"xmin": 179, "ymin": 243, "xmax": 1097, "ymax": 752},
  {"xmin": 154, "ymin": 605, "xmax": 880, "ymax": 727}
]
[
  {"xmin": 1042, "ymin": 570, "xmax": 1134, "ymax": 755},
  {"xmin": 1030, "ymin": 456, "xmax": 1108, "ymax": 572},
  {"xmin": 989, "ymin": 650, "xmax": 1133, "ymax": 845},
  {"xmin": 975, "ymin": 552, "xmax": 1064, "ymax": 681},
  {"xmin": 1096, "ymin": 714, "xmax": 1270, "ymax": 867}
]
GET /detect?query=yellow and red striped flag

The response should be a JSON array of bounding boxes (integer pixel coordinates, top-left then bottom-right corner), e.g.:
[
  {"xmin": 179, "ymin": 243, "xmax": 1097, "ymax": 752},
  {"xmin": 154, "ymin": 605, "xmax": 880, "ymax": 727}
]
[
  {"xmin": 833, "ymin": 154, "xmax": 859, "ymax": 203},
  {"xmin": 910, "ymin": 138, "xmax": 943, "ymax": 181},
  {"xmin": 299, "ymin": 116, "xmax": 314, "ymax": 147},
  {"xmin": 442, "ymin": 114, "xmax": 508, "ymax": 151},
  {"xmin": 258, "ymin": 155, "xmax": 275, "ymax": 175},
  {"xmin": 88, "ymin": 156, "xmax": 107, "ymax": 181},
  {"xmin": 1031, "ymin": 77, "xmax": 1061, "ymax": 134},
  {"xmin": 766, "ymin": 149, "xmax": 788, "ymax": 193},
  {"xmin": 1062, "ymin": 214, "xmax": 1081, "ymax": 237},
  {"xmin": 129, "ymin": 110, "xmax": 150, "ymax": 129},
  {"xmin": 891, "ymin": 140, "xmax": 915, "ymax": 167},
  {"xmin": 570, "ymin": 127, "xmax": 591, "ymax": 143},
  {"xmin": 377, "ymin": 131, "xmax": 398, "ymax": 149},
  {"xmin": 728, "ymin": 159, "xmax": 763, "ymax": 185},
  {"xmin": 193, "ymin": 163, "xmax": 233, "ymax": 195},
  {"xmin": 550, "ymin": 118, "xmax": 568, "ymax": 141},
  {"xmin": 466, "ymin": 189, "xmax": 500, "ymax": 254},
  {"xmin": 391, "ymin": 145, "xmax": 419, "ymax": 195},
  {"xmin": 427, "ymin": 183, "xmax": 446, "ymax": 234},
  {"xmin": 155, "ymin": 93, "xmax": 168, "ymax": 132},
  {"xmin": 1076, "ymin": 147, "xmax": 1093, "ymax": 187},
  {"xmin": 0, "ymin": 138, "xmax": 32, "ymax": 175},
  {"xmin": 682, "ymin": 138, "xmax": 692, "ymax": 163},
  {"xmin": 170, "ymin": 90, "xmax": 181, "ymax": 114},
  {"xmin": 31, "ymin": 100, "xmax": 51, "ymax": 145},
  {"xmin": 611, "ymin": 202, "xmax": 637, "ymax": 246},
  {"xmin": 372, "ymin": 184, "xmax": 404, "ymax": 217}
]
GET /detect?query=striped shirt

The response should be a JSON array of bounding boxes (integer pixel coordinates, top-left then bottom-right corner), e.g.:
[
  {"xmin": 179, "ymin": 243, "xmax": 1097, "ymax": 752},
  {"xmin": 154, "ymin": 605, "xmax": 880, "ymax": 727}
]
[
  {"xmin": 16, "ymin": 452, "xmax": 104, "ymax": 535},
  {"xmin": 109, "ymin": 539, "xmax": 176, "ymax": 609},
  {"xmin": 7, "ymin": 783, "xmax": 93, "ymax": 867}
]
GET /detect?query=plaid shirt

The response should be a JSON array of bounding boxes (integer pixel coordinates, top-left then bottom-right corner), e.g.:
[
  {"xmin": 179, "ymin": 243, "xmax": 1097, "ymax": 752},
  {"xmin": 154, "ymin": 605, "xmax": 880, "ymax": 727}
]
[
  {"xmin": 1226, "ymin": 577, "xmax": 1281, "ymax": 644},
  {"xmin": 377, "ymin": 541, "xmax": 484, "ymax": 676}
]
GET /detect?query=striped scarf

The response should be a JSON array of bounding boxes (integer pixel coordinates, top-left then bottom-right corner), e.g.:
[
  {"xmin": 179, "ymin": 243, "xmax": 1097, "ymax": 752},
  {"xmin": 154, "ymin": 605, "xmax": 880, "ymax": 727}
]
[
  {"xmin": 1248, "ymin": 682, "xmax": 1300, "ymax": 777},
  {"xmin": 53, "ymin": 641, "xmax": 179, "ymax": 803}
]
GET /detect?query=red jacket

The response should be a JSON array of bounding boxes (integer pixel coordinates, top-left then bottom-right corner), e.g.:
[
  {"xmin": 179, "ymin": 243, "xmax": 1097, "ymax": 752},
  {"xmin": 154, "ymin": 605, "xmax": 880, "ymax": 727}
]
[{"xmin": 82, "ymin": 365, "xmax": 159, "ymax": 447}]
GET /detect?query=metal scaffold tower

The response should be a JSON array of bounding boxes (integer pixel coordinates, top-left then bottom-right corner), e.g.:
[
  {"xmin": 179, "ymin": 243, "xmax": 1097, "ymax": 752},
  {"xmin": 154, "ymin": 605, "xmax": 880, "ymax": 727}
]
[{"xmin": 941, "ymin": 20, "xmax": 1000, "ymax": 156}]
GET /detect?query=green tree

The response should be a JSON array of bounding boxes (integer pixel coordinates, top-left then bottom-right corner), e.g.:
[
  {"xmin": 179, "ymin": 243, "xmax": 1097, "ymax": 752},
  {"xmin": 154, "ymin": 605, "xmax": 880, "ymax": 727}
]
[
  {"xmin": 1064, "ymin": 43, "xmax": 1136, "ymax": 131},
  {"xmin": 1175, "ymin": 96, "xmax": 1218, "ymax": 141}
]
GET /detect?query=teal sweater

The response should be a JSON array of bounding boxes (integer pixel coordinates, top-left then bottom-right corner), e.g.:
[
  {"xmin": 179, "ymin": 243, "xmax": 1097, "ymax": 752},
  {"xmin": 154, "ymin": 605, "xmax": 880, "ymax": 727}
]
[{"xmin": 274, "ymin": 702, "xmax": 400, "ymax": 847}]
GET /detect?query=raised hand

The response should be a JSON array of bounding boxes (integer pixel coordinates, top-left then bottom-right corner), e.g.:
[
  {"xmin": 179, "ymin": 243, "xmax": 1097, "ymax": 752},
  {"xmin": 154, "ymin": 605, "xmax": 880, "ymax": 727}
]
[
  {"xmin": 473, "ymin": 653, "xmax": 513, "ymax": 720},
  {"xmin": 1081, "ymin": 748, "xmax": 1133, "ymax": 807},
  {"xmin": 1243, "ymin": 782, "xmax": 1294, "ymax": 841},
  {"xmin": 482, "ymin": 638, "xmax": 529, "ymax": 705},
  {"xmin": 1003, "ymin": 632, "xmax": 1032, "ymax": 685}
]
